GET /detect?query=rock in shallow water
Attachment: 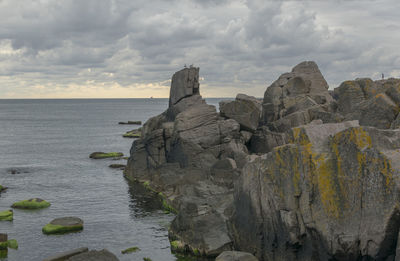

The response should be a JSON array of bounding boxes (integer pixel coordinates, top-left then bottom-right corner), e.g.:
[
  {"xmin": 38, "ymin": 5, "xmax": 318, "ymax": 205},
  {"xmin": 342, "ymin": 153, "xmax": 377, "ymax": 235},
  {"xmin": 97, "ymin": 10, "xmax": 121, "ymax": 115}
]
[
  {"xmin": 0, "ymin": 210, "xmax": 13, "ymax": 221},
  {"xmin": 216, "ymin": 251, "xmax": 258, "ymax": 261},
  {"xmin": 42, "ymin": 217, "xmax": 83, "ymax": 235},
  {"xmin": 11, "ymin": 198, "xmax": 50, "ymax": 209},
  {"xmin": 89, "ymin": 152, "xmax": 123, "ymax": 159}
]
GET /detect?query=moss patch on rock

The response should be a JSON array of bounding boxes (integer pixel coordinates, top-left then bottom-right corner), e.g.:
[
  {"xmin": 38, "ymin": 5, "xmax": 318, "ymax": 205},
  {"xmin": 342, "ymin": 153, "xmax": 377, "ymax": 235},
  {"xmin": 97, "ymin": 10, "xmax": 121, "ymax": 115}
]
[
  {"xmin": 89, "ymin": 152, "xmax": 124, "ymax": 159},
  {"xmin": 143, "ymin": 258, "xmax": 152, "ymax": 261},
  {"xmin": 0, "ymin": 185, "xmax": 7, "ymax": 193},
  {"xmin": 0, "ymin": 210, "xmax": 13, "ymax": 221},
  {"xmin": 123, "ymin": 129, "xmax": 141, "ymax": 138},
  {"xmin": 7, "ymin": 239, "xmax": 18, "ymax": 250},
  {"xmin": 121, "ymin": 246, "xmax": 140, "ymax": 254},
  {"xmin": 11, "ymin": 198, "xmax": 50, "ymax": 209}
]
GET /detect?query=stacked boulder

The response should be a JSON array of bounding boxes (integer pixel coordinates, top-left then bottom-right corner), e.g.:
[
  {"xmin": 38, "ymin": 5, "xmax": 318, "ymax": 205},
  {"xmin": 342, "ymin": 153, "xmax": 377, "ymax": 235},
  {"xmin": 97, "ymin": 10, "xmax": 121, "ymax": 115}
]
[{"xmin": 125, "ymin": 67, "xmax": 249, "ymax": 256}]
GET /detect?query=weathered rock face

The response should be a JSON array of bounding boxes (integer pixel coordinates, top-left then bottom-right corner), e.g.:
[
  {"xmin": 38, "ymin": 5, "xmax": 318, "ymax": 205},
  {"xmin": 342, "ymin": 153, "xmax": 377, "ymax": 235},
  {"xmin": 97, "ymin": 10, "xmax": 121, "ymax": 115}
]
[
  {"xmin": 261, "ymin": 61, "xmax": 337, "ymax": 132},
  {"xmin": 125, "ymin": 67, "xmax": 249, "ymax": 257},
  {"xmin": 334, "ymin": 78, "xmax": 400, "ymax": 129},
  {"xmin": 231, "ymin": 120, "xmax": 400, "ymax": 260},
  {"xmin": 220, "ymin": 94, "xmax": 262, "ymax": 132},
  {"xmin": 126, "ymin": 62, "xmax": 400, "ymax": 261},
  {"xmin": 169, "ymin": 67, "xmax": 200, "ymax": 107}
]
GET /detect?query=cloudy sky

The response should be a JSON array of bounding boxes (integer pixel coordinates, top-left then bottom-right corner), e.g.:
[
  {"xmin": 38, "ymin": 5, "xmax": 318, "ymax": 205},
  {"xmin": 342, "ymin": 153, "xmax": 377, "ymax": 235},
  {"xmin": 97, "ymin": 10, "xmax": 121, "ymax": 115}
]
[{"xmin": 0, "ymin": 0, "xmax": 399, "ymax": 98}]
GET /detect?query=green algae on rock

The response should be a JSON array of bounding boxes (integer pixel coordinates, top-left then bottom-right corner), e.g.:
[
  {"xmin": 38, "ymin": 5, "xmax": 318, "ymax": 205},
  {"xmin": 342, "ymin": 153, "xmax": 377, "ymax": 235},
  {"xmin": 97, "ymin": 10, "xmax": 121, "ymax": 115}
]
[
  {"xmin": 123, "ymin": 129, "xmax": 141, "ymax": 138},
  {"xmin": 6, "ymin": 239, "xmax": 18, "ymax": 250},
  {"xmin": 11, "ymin": 198, "xmax": 50, "ymax": 209},
  {"xmin": 121, "ymin": 246, "xmax": 140, "ymax": 254},
  {"xmin": 89, "ymin": 152, "xmax": 123, "ymax": 159},
  {"xmin": 42, "ymin": 217, "xmax": 83, "ymax": 235},
  {"xmin": 0, "ymin": 210, "xmax": 13, "ymax": 221},
  {"xmin": 143, "ymin": 258, "xmax": 152, "ymax": 261},
  {"xmin": 0, "ymin": 185, "xmax": 7, "ymax": 193}
]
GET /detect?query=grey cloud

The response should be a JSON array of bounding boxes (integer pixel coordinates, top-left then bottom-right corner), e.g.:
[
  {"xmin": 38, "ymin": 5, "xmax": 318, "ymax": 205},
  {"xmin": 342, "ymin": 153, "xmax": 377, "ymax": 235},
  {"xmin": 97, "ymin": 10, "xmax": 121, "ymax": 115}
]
[{"xmin": 0, "ymin": 0, "xmax": 399, "ymax": 97}]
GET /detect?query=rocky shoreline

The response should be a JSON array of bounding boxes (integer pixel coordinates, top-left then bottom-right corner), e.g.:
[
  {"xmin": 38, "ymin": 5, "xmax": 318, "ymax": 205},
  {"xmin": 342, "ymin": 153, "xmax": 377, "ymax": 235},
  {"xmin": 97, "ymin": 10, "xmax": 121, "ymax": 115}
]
[{"xmin": 125, "ymin": 62, "xmax": 400, "ymax": 260}]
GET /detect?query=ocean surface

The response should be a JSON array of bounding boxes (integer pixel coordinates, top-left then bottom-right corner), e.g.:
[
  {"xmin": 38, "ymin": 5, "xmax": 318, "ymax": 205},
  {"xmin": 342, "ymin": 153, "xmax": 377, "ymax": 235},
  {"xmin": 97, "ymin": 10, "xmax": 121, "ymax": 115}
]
[{"xmin": 0, "ymin": 98, "xmax": 226, "ymax": 261}]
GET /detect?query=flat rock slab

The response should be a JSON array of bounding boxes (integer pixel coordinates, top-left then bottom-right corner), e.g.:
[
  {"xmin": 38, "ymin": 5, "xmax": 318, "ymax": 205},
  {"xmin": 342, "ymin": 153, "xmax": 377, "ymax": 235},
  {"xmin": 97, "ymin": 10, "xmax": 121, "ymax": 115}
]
[
  {"xmin": 0, "ymin": 210, "xmax": 13, "ymax": 221},
  {"xmin": 67, "ymin": 249, "xmax": 119, "ymax": 261},
  {"xmin": 43, "ymin": 217, "xmax": 83, "ymax": 235},
  {"xmin": 11, "ymin": 198, "xmax": 50, "ymax": 209},
  {"xmin": 216, "ymin": 251, "xmax": 258, "ymax": 261},
  {"xmin": 89, "ymin": 152, "xmax": 123, "ymax": 159},
  {"xmin": 43, "ymin": 247, "xmax": 89, "ymax": 261}
]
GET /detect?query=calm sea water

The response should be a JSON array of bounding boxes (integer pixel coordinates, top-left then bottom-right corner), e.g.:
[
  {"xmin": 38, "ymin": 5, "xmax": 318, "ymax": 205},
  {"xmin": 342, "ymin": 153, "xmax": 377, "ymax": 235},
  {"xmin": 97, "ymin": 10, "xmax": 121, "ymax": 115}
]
[{"xmin": 0, "ymin": 98, "xmax": 226, "ymax": 261}]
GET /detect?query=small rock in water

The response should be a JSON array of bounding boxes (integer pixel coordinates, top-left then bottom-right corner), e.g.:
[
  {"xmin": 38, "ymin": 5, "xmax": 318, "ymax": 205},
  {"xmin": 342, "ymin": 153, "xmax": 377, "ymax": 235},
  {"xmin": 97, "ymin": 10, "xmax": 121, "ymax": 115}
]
[
  {"xmin": 11, "ymin": 198, "xmax": 50, "ymax": 209},
  {"xmin": 89, "ymin": 152, "xmax": 123, "ymax": 159},
  {"xmin": 109, "ymin": 164, "xmax": 126, "ymax": 170},
  {"xmin": 0, "ymin": 185, "xmax": 7, "ymax": 193},
  {"xmin": 0, "ymin": 210, "xmax": 13, "ymax": 221},
  {"xmin": 42, "ymin": 217, "xmax": 83, "ymax": 235},
  {"xmin": 118, "ymin": 121, "xmax": 142, "ymax": 125},
  {"xmin": 7, "ymin": 169, "xmax": 19, "ymax": 175},
  {"xmin": 121, "ymin": 246, "xmax": 140, "ymax": 254}
]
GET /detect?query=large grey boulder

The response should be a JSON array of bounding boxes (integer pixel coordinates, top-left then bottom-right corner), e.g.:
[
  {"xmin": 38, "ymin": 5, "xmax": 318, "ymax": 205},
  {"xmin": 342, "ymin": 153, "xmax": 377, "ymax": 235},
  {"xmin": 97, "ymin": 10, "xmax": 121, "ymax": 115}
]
[
  {"xmin": 261, "ymin": 61, "xmax": 335, "ymax": 129},
  {"xmin": 169, "ymin": 67, "xmax": 200, "ymax": 107},
  {"xmin": 216, "ymin": 251, "xmax": 258, "ymax": 261},
  {"xmin": 220, "ymin": 94, "xmax": 262, "ymax": 132},
  {"xmin": 230, "ymin": 121, "xmax": 400, "ymax": 260},
  {"xmin": 334, "ymin": 78, "xmax": 400, "ymax": 129}
]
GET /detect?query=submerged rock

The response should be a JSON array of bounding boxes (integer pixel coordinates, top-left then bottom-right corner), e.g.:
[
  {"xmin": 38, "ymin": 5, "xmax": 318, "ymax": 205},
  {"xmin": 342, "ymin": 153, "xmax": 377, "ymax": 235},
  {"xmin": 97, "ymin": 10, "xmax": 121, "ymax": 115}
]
[
  {"xmin": 108, "ymin": 164, "xmax": 126, "ymax": 170},
  {"xmin": 43, "ymin": 247, "xmax": 88, "ymax": 261},
  {"xmin": 0, "ymin": 210, "xmax": 13, "ymax": 221},
  {"xmin": 67, "ymin": 249, "xmax": 119, "ymax": 261},
  {"xmin": 121, "ymin": 246, "xmax": 140, "ymax": 254},
  {"xmin": 89, "ymin": 152, "xmax": 123, "ymax": 159},
  {"xmin": 216, "ymin": 251, "xmax": 258, "ymax": 261},
  {"xmin": 118, "ymin": 121, "xmax": 142, "ymax": 125},
  {"xmin": 11, "ymin": 198, "xmax": 50, "ymax": 209},
  {"xmin": 42, "ymin": 217, "xmax": 83, "ymax": 235}
]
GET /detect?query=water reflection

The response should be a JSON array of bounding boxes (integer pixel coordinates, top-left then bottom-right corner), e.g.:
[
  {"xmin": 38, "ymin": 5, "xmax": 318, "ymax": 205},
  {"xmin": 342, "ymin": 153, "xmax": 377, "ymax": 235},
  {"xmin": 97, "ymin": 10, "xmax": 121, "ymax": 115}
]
[{"xmin": 126, "ymin": 180, "xmax": 164, "ymax": 218}]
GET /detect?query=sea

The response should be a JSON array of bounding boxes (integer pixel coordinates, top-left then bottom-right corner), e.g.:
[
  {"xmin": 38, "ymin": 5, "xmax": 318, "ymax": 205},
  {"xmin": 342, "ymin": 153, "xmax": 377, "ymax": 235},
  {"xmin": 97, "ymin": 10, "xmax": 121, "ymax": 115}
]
[{"xmin": 0, "ymin": 98, "xmax": 226, "ymax": 261}]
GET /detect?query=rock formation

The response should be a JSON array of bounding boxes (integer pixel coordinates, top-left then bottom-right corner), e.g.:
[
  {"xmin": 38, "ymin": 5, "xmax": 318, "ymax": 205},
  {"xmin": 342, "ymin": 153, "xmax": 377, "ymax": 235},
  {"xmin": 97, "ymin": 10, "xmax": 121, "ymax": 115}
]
[{"xmin": 125, "ymin": 62, "xmax": 400, "ymax": 260}]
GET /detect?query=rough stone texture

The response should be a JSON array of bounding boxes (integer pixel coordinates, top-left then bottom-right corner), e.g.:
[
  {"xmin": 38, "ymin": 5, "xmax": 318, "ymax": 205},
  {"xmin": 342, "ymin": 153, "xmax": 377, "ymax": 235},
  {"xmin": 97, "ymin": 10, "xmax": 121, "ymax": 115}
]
[
  {"xmin": 249, "ymin": 127, "xmax": 288, "ymax": 153},
  {"xmin": 333, "ymin": 78, "xmax": 400, "ymax": 129},
  {"xmin": 125, "ymin": 67, "xmax": 248, "ymax": 257},
  {"xmin": 216, "ymin": 251, "xmax": 259, "ymax": 261},
  {"xmin": 231, "ymin": 121, "xmax": 400, "ymax": 261},
  {"xmin": 261, "ymin": 61, "xmax": 335, "ymax": 130},
  {"xmin": 220, "ymin": 94, "xmax": 262, "ymax": 132},
  {"xmin": 67, "ymin": 249, "xmax": 119, "ymax": 261},
  {"xmin": 169, "ymin": 67, "xmax": 200, "ymax": 107},
  {"xmin": 126, "ymin": 63, "xmax": 400, "ymax": 261}
]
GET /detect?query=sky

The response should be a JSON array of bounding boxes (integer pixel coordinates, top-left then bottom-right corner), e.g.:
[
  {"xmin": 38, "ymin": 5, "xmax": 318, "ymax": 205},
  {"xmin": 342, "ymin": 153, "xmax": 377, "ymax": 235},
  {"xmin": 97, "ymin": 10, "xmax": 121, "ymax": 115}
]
[{"xmin": 0, "ymin": 0, "xmax": 399, "ymax": 98}]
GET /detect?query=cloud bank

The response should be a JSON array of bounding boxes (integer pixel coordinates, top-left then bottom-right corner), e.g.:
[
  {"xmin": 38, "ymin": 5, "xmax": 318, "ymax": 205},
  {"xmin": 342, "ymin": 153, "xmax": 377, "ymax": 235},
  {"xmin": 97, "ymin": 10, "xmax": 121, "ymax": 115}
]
[{"xmin": 0, "ymin": 0, "xmax": 399, "ymax": 98}]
